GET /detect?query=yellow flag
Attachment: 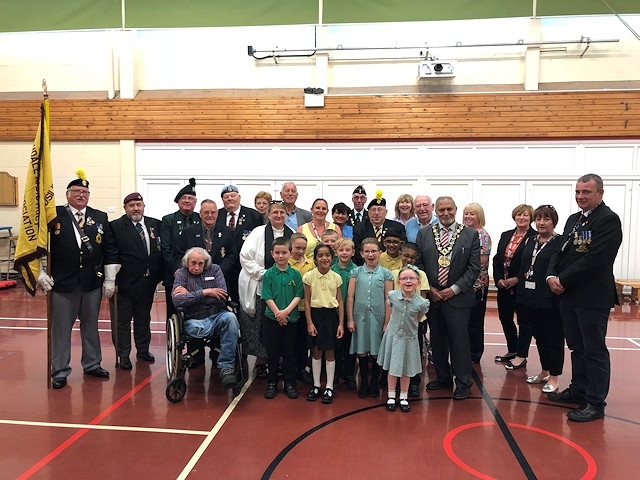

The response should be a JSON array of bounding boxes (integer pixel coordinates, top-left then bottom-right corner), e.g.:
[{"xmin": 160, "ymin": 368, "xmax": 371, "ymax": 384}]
[{"xmin": 14, "ymin": 99, "xmax": 57, "ymax": 296}]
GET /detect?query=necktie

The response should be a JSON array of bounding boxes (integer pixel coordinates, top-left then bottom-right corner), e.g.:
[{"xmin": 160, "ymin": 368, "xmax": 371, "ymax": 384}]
[
  {"xmin": 76, "ymin": 211, "xmax": 84, "ymax": 228},
  {"xmin": 135, "ymin": 223, "xmax": 148, "ymax": 254},
  {"xmin": 356, "ymin": 212, "xmax": 361, "ymax": 223},
  {"xmin": 437, "ymin": 227, "xmax": 450, "ymax": 287},
  {"xmin": 229, "ymin": 212, "xmax": 236, "ymax": 230},
  {"xmin": 205, "ymin": 228, "xmax": 212, "ymax": 251},
  {"xmin": 375, "ymin": 226, "xmax": 382, "ymax": 243}
]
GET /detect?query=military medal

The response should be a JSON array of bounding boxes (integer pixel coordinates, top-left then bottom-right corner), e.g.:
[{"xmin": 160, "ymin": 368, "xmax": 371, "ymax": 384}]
[
  {"xmin": 95, "ymin": 233, "xmax": 102, "ymax": 244},
  {"xmin": 220, "ymin": 247, "xmax": 226, "ymax": 258}
]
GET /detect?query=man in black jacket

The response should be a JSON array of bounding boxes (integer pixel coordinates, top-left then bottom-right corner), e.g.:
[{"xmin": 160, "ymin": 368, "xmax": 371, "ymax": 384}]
[
  {"xmin": 37, "ymin": 172, "xmax": 118, "ymax": 388},
  {"xmin": 110, "ymin": 192, "xmax": 164, "ymax": 369},
  {"xmin": 547, "ymin": 173, "xmax": 622, "ymax": 422}
]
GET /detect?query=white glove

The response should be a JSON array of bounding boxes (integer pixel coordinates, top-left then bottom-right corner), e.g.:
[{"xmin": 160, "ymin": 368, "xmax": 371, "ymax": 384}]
[
  {"xmin": 37, "ymin": 270, "xmax": 54, "ymax": 292},
  {"xmin": 102, "ymin": 263, "xmax": 121, "ymax": 299}
]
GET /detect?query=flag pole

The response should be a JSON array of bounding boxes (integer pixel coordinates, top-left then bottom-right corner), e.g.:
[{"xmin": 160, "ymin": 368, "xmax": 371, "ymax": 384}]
[{"xmin": 42, "ymin": 80, "xmax": 53, "ymax": 388}]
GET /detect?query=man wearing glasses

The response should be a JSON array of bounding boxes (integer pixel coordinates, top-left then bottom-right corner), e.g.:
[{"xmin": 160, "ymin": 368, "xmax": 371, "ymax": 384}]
[
  {"xmin": 415, "ymin": 196, "xmax": 480, "ymax": 401},
  {"xmin": 349, "ymin": 185, "xmax": 369, "ymax": 227},
  {"xmin": 37, "ymin": 171, "xmax": 118, "ymax": 389}
]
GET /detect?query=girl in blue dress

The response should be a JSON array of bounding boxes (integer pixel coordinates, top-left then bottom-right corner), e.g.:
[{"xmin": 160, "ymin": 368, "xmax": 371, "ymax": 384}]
[
  {"xmin": 347, "ymin": 237, "xmax": 393, "ymax": 398},
  {"xmin": 378, "ymin": 265, "xmax": 430, "ymax": 412}
]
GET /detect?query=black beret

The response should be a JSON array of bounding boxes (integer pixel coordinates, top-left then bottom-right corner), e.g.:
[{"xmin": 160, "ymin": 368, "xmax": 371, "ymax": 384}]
[{"xmin": 174, "ymin": 178, "xmax": 197, "ymax": 203}]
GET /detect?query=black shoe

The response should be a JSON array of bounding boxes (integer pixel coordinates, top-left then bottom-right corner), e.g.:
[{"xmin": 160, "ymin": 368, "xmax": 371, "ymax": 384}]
[
  {"xmin": 408, "ymin": 384, "xmax": 421, "ymax": 398},
  {"xmin": 494, "ymin": 353, "xmax": 517, "ymax": 362},
  {"xmin": 297, "ymin": 370, "xmax": 313, "ymax": 385},
  {"xmin": 399, "ymin": 399, "xmax": 411, "ymax": 413},
  {"xmin": 505, "ymin": 359, "xmax": 527, "ymax": 370},
  {"xmin": 136, "ymin": 352, "xmax": 155, "ymax": 362},
  {"xmin": 547, "ymin": 387, "xmax": 584, "ymax": 405},
  {"xmin": 119, "ymin": 357, "xmax": 132, "ymax": 370},
  {"xmin": 453, "ymin": 386, "xmax": 470, "ymax": 400},
  {"xmin": 567, "ymin": 403, "xmax": 605, "ymax": 422},
  {"xmin": 264, "ymin": 383, "xmax": 277, "ymax": 399},
  {"xmin": 284, "ymin": 384, "xmax": 299, "ymax": 399},
  {"xmin": 84, "ymin": 367, "xmax": 109, "ymax": 378},
  {"xmin": 386, "ymin": 398, "xmax": 396, "ymax": 411},
  {"xmin": 322, "ymin": 388, "xmax": 334, "ymax": 404},
  {"xmin": 306, "ymin": 386, "xmax": 321, "ymax": 402},
  {"xmin": 345, "ymin": 376, "xmax": 357, "ymax": 390},
  {"xmin": 52, "ymin": 377, "xmax": 67, "ymax": 389},
  {"xmin": 426, "ymin": 379, "xmax": 453, "ymax": 391},
  {"xmin": 220, "ymin": 367, "xmax": 238, "ymax": 389},
  {"xmin": 368, "ymin": 381, "xmax": 380, "ymax": 398}
]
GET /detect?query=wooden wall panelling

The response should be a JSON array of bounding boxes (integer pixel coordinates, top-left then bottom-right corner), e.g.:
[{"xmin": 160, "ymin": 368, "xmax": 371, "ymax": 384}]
[{"xmin": 1, "ymin": 91, "xmax": 639, "ymax": 141}]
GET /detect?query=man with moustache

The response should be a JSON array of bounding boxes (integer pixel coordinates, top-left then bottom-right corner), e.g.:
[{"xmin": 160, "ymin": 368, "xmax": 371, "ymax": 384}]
[
  {"xmin": 349, "ymin": 185, "xmax": 369, "ymax": 227},
  {"xmin": 161, "ymin": 178, "xmax": 200, "ymax": 319},
  {"xmin": 178, "ymin": 199, "xmax": 236, "ymax": 283},
  {"xmin": 405, "ymin": 195, "xmax": 437, "ymax": 243},
  {"xmin": 37, "ymin": 171, "xmax": 118, "ymax": 388},
  {"xmin": 416, "ymin": 196, "xmax": 480, "ymax": 401},
  {"xmin": 280, "ymin": 181, "xmax": 312, "ymax": 231},
  {"xmin": 546, "ymin": 173, "xmax": 622, "ymax": 422},
  {"xmin": 109, "ymin": 192, "xmax": 163, "ymax": 369},
  {"xmin": 352, "ymin": 191, "xmax": 406, "ymax": 266},
  {"xmin": 215, "ymin": 185, "xmax": 263, "ymax": 304}
]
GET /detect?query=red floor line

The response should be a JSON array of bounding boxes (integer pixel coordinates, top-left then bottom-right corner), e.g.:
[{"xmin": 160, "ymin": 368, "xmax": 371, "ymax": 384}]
[{"xmin": 17, "ymin": 367, "xmax": 165, "ymax": 479}]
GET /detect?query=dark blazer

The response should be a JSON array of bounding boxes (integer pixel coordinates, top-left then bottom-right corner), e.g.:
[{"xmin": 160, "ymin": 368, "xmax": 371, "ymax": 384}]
[
  {"xmin": 49, "ymin": 205, "xmax": 118, "ymax": 293},
  {"xmin": 160, "ymin": 210, "xmax": 200, "ymax": 283},
  {"xmin": 348, "ymin": 208, "xmax": 368, "ymax": 227},
  {"xmin": 177, "ymin": 222, "xmax": 237, "ymax": 279},
  {"xmin": 110, "ymin": 214, "xmax": 163, "ymax": 294},
  {"xmin": 492, "ymin": 227, "xmax": 537, "ymax": 286},
  {"xmin": 215, "ymin": 205, "xmax": 264, "ymax": 264},
  {"xmin": 415, "ymin": 223, "xmax": 481, "ymax": 309},
  {"xmin": 547, "ymin": 202, "xmax": 622, "ymax": 309},
  {"xmin": 352, "ymin": 218, "xmax": 406, "ymax": 265}
]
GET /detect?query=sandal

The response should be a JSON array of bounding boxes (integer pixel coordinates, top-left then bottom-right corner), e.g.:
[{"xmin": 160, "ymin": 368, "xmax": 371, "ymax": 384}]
[
  {"xmin": 386, "ymin": 398, "xmax": 396, "ymax": 412},
  {"xmin": 256, "ymin": 363, "xmax": 268, "ymax": 379},
  {"xmin": 399, "ymin": 399, "xmax": 410, "ymax": 413},
  {"xmin": 322, "ymin": 388, "xmax": 334, "ymax": 404},
  {"xmin": 307, "ymin": 386, "xmax": 321, "ymax": 402}
]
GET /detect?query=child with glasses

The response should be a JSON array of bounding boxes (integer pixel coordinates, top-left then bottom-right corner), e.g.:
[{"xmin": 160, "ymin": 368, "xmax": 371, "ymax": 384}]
[
  {"xmin": 347, "ymin": 237, "xmax": 394, "ymax": 398},
  {"xmin": 378, "ymin": 265, "xmax": 430, "ymax": 412}
]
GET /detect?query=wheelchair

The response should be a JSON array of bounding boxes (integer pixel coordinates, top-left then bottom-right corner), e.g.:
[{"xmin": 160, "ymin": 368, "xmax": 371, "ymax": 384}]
[{"xmin": 165, "ymin": 303, "xmax": 245, "ymax": 403}]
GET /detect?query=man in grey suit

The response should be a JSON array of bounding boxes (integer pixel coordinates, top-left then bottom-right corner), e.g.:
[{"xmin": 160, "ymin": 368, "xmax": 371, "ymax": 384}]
[
  {"xmin": 281, "ymin": 182, "xmax": 312, "ymax": 231},
  {"xmin": 416, "ymin": 196, "xmax": 480, "ymax": 400}
]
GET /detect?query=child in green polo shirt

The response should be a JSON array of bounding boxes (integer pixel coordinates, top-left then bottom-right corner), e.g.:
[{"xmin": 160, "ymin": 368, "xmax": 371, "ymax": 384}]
[{"xmin": 261, "ymin": 237, "xmax": 304, "ymax": 400}]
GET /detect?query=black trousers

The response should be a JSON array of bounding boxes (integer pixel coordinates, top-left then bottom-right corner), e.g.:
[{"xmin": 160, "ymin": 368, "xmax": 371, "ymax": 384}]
[
  {"xmin": 560, "ymin": 299, "xmax": 610, "ymax": 410},
  {"xmin": 111, "ymin": 278, "xmax": 156, "ymax": 358},
  {"xmin": 520, "ymin": 304, "xmax": 565, "ymax": 376},
  {"xmin": 468, "ymin": 288, "xmax": 487, "ymax": 362},
  {"xmin": 264, "ymin": 318, "xmax": 297, "ymax": 386}
]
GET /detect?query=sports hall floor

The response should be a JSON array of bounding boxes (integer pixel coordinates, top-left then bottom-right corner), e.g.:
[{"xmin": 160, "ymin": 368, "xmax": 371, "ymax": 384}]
[{"xmin": 1, "ymin": 285, "xmax": 639, "ymax": 480}]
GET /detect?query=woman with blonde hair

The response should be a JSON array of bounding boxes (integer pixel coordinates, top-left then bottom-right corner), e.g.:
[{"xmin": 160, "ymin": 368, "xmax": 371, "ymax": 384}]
[
  {"xmin": 392, "ymin": 194, "xmax": 415, "ymax": 225},
  {"xmin": 254, "ymin": 191, "xmax": 272, "ymax": 224},
  {"xmin": 463, "ymin": 202, "xmax": 492, "ymax": 363}
]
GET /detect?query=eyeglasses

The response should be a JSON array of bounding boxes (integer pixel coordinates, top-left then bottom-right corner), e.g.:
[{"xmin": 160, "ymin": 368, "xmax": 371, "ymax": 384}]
[
  {"xmin": 384, "ymin": 239, "xmax": 402, "ymax": 244},
  {"xmin": 270, "ymin": 200, "xmax": 284, "ymax": 205},
  {"xmin": 69, "ymin": 189, "xmax": 90, "ymax": 195},
  {"xmin": 362, "ymin": 250, "xmax": 380, "ymax": 255},
  {"xmin": 398, "ymin": 277, "xmax": 419, "ymax": 283},
  {"xmin": 537, "ymin": 204, "xmax": 556, "ymax": 211}
]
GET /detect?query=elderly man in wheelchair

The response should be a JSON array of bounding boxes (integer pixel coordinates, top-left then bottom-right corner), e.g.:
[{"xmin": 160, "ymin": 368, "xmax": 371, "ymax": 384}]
[{"xmin": 171, "ymin": 247, "xmax": 240, "ymax": 390}]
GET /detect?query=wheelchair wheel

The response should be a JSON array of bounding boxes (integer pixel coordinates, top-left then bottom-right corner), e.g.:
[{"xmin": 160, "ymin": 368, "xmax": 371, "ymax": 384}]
[
  {"xmin": 166, "ymin": 315, "xmax": 182, "ymax": 381},
  {"xmin": 166, "ymin": 378, "xmax": 187, "ymax": 403}
]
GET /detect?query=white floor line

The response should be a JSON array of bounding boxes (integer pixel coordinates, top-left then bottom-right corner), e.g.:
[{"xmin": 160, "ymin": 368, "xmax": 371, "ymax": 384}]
[
  {"xmin": 177, "ymin": 371, "xmax": 256, "ymax": 480},
  {"xmin": 0, "ymin": 419, "xmax": 209, "ymax": 436}
]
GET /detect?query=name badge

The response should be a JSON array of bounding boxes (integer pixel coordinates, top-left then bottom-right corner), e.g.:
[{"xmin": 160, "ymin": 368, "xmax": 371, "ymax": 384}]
[
  {"xmin": 525, "ymin": 281, "xmax": 536, "ymax": 290},
  {"xmin": 205, "ymin": 276, "xmax": 215, "ymax": 282}
]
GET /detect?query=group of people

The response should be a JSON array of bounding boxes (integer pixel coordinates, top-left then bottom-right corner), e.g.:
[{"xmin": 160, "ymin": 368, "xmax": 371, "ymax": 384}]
[{"xmin": 36, "ymin": 173, "xmax": 622, "ymax": 423}]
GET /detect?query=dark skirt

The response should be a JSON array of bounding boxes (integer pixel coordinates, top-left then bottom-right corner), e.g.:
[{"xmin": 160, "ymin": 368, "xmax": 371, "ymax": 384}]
[{"xmin": 308, "ymin": 307, "xmax": 340, "ymax": 351}]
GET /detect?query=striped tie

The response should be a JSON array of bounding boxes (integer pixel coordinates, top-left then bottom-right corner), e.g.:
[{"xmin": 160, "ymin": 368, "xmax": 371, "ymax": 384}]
[
  {"xmin": 76, "ymin": 211, "xmax": 84, "ymax": 228},
  {"xmin": 437, "ymin": 227, "xmax": 449, "ymax": 287},
  {"xmin": 229, "ymin": 212, "xmax": 236, "ymax": 230},
  {"xmin": 375, "ymin": 226, "xmax": 382, "ymax": 243}
]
